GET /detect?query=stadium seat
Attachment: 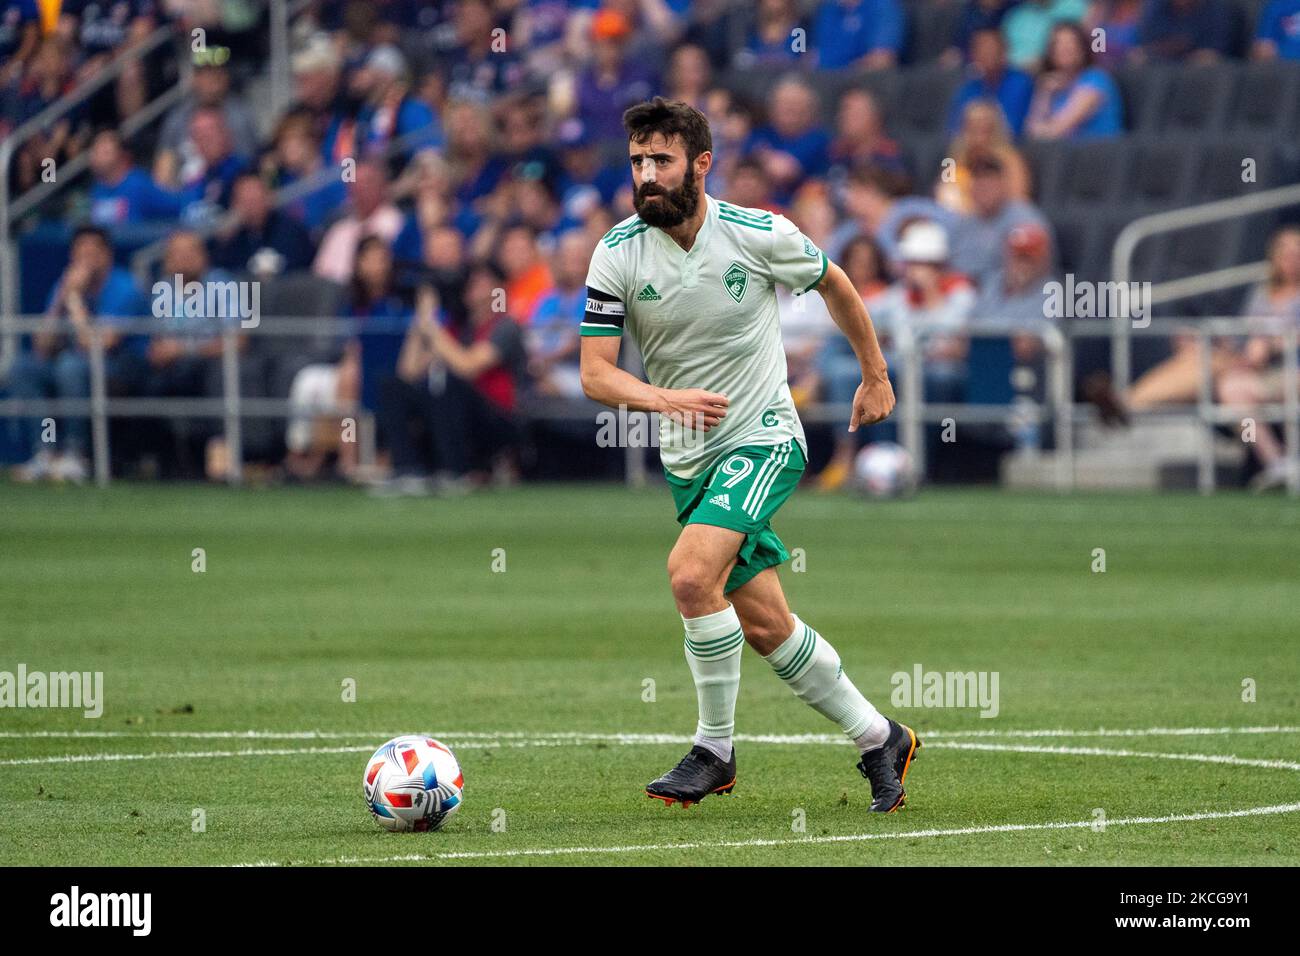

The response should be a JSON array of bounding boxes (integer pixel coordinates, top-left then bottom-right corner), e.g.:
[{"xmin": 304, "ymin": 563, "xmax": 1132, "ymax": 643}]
[
  {"xmin": 1149, "ymin": 64, "xmax": 1233, "ymax": 134},
  {"xmin": 902, "ymin": 0, "xmax": 963, "ymax": 65},
  {"xmin": 1020, "ymin": 140, "xmax": 1067, "ymax": 206},
  {"xmin": 1192, "ymin": 138, "xmax": 1278, "ymax": 199},
  {"xmin": 1121, "ymin": 136, "xmax": 1196, "ymax": 206},
  {"xmin": 1112, "ymin": 63, "xmax": 1167, "ymax": 132},
  {"xmin": 893, "ymin": 66, "xmax": 962, "ymax": 137},
  {"xmin": 1225, "ymin": 61, "xmax": 1300, "ymax": 134},
  {"xmin": 1050, "ymin": 140, "xmax": 1127, "ymax": 207}
]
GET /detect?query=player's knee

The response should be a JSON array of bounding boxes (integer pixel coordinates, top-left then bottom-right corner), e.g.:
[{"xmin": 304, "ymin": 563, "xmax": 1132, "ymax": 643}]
[{"xmin": 668, "ymin": 560, "xmax": 720, "ymax": 612}]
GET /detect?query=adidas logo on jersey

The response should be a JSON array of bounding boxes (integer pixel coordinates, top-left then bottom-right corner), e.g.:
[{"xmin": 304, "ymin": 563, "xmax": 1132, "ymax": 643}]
[
  {"xmin": 708, "ymin": 493, "xmax": 731, "ymax": 511},
  {"xmin": 636, "ymin": 283, "xmax": 662, "ymax": 301}
]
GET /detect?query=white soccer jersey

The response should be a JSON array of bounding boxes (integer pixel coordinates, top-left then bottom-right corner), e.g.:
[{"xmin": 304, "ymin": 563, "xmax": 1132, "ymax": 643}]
[{"xmin": 583, "ymin": 195, "xmax": 828, "ymax": 479}]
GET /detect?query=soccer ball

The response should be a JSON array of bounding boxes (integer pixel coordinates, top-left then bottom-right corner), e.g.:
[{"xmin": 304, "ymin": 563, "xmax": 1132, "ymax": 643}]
[
  {"xmin": 362, "ymin": 735, "xmax": 464, "ymax": 832},
  {"xmin": 853, "ymin": 442, "xmax": 917, "ymax": 498}
]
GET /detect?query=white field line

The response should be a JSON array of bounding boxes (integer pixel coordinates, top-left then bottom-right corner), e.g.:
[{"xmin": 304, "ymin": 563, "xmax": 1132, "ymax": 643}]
[
  {"xmin": 1, "ymin": 724, "xmax": 1297, "ymax": 742},
  {"xmin": 3, "ymin": 737, "xmax": 1298, "ymax": 772},
  {"xmin": 234, "ymin": 801, "xmax": 1300, "ymax": 866}
]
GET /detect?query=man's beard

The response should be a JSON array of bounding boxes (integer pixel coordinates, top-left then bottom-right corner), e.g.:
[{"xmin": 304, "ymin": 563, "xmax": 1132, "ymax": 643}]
[{"xmin": 633, "ymin": 163, "xmax": 699, "ymax": 229}]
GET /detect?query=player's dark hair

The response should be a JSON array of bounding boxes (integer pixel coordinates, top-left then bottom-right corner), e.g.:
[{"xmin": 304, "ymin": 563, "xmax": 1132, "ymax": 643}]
[{"xmin": 622, "ymin": 97, "xmax": 712, "ymax": 163}]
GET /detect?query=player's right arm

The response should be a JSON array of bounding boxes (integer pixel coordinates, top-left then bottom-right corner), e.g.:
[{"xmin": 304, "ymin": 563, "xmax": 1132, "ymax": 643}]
[{"xmin": 579, "ymin": 241, "xmax": 728, "ymax": 430}]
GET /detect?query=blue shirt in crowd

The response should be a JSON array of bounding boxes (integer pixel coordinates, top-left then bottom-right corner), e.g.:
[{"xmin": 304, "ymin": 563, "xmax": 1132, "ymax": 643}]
[
  {"xmin": 90, "ymin": 168, "xmax": 185, "ymax": 225},
  {"xmin": 1049, "ymin": 67, "xmax": 1124, "ymax": 138},
  {"xmin": 815, "ymin": 0, "xmax": 906, "ymax": 68},
  {"xmin": 1257, "ymin": 0, "xmax": 1300, "ymax": 59},
  {"xmin": 947, "ymin": 67, "xmax": 1035, "ymax": 135}
]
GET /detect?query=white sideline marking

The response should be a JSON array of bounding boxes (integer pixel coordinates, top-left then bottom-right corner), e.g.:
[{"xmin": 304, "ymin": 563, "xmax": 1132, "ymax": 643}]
[
  {"xmin": 4, "ymin": 737, "xmax": 1298, "ymax": 773},
  {"xmin": 928, "ymin": 741, "xmax": 1300, "ymax": 773},
  {"xmin": 234, "ymin": 802, "xmax": 1300, "ymax": 866},
  {"xmin": 1, "ymin": 724, "xmax": 1297, "ymax": 742}
]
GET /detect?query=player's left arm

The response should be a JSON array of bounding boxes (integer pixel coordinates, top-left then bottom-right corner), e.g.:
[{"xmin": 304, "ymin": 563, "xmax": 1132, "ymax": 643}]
[
  {"xmin": 815, "ymin": 261, "xmax": 894, "ymax": 430},
  {"xmin": 768, "ymin": 215, "xmax": 893, "ymax": 429}
]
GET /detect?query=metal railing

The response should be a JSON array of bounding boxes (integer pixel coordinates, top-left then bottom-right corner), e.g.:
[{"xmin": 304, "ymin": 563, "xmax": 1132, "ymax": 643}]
[
  {"xmin": 2, "ymin": 314, "xmax": 1293, "ymax": 494},
  {"xmin": 1110, "ymin": 182, "xmax": 1300, "ymax": 391},
  {"xmin": 0, "ymin": 23, "xmax": 189, "ymax": 366}
]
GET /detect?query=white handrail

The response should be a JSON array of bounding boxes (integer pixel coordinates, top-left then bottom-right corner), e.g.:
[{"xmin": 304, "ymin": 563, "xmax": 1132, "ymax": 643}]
[{"xmin": 1110, "ymin": 182, "xmax": 1300, "ymax": 390}]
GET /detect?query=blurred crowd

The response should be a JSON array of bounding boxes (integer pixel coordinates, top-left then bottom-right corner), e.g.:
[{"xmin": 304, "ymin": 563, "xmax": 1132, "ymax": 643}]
[{"xmin": 7, "ymin": 0, "xmax": 1300, "ymax": 489}]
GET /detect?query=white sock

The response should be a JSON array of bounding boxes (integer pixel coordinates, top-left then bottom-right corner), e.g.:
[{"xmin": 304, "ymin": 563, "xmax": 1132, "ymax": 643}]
[
  {"xmin": 682, "ymin": 603, "xmax": 744, "ymax": 762},
  {"xmin": 764, "ymin": 613, "xmax": 889, "ymax": 754}
]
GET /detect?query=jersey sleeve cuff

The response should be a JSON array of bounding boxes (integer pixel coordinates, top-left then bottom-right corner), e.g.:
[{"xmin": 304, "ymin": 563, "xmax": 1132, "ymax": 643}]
[{"xmin": 800, "ymin": 251, "xmax": 828, "ymax": 294}]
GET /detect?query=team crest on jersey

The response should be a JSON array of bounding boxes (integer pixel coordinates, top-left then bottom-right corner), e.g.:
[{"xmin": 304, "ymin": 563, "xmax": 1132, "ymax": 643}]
[
  {"xmin": 761, "ymin": 409, "xmax": 779, "ymax": 427},
  {"xmin": 723, "ymin": 262, "xmax": 749, "ymax": 303}
]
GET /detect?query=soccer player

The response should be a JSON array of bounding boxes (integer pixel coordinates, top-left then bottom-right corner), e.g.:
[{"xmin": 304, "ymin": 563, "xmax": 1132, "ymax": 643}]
[{"xmin": 580, "ymin": 98, "xmax": 921, "ymax": 813}]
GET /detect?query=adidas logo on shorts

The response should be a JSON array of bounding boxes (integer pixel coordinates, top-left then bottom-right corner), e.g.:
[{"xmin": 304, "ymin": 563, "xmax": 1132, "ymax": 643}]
[{"xmin": 708, "ymin": 493, "xmax": 731, "ymax": 511}]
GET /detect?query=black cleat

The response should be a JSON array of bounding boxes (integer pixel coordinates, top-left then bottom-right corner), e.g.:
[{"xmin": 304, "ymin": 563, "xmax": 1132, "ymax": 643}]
[
  {"xmin": 646, "ymin": 745, "xmax": 737, "ymax": 808},
  {"xmin": 856, "ymin": 718, "xmax": 921, "ymax": 813}
]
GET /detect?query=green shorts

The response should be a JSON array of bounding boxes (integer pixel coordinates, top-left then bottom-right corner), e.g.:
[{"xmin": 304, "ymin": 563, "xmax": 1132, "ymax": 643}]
[{"xmin": 665, "ymin": 440, "xmax": 807, "ymax": 594}]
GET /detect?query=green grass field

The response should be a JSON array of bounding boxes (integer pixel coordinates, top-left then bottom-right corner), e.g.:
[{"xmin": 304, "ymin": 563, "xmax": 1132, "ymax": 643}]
[{"xmin": 1, "ymin": 482, "xmax": 1297, "ymax": 866}]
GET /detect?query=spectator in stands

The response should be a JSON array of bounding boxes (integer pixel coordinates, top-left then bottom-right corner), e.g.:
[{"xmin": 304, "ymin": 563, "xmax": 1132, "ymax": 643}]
[
  {"xmin": 950, "ymin": 151, "xmax": 1052, "ymax": 289},
  {"xmin": 665, "ymin": 42, "xmax": 714, "ymax": 111},
  {"xmin": 1025, "ymin": 22, "xmax": 1124, "ymax": 139},
  {"xmin": 143, "ymin": 231, "xmax": 248, "ymax": 478},
  {"xmin": 1134, "ymin": 0, "xmax": 1232, "ymax": 62},
  {"xmin": 747, "ymin": 76, "xmax": 831, "ymax": 205},
  {"xmin": 828, "ymin": 164, "xmax": 956, "ymax": 269},
  {"xmin": 10, "ymin": 226, "xmax": 145, "ymax": 483},
  {"xmin": 1002, "ymin": 0, "xmax": 1089, "ymax": 70},
  {"xmin": 286, "ymin": 235, "xmax": 410, "ymax": 481},
  {"xmin": 975, "ymin": 223, "xmax": 1058, "ymax": 450},
  {"xmin": 0, "ymin": 0, "xmax": 40, "ymax": 86},
  {"xmin": 209, "ymin": 173, "xmax": 315, "ymax": 276},
  {"xmin": 87, "ymin": 129, "xmax": 184, "ymax": 226},
  {"xmin": 262, "ymin": 111, "xmax": 349, "ymax": 235},
  {"xmin": 313, "ymin": 159, "xmax": 405, "ymax": 283},
  {"xmin": 377, "ymin": 262, "xmax": 526, "ymax": 494},
  {"xmin": 155, "ymin": 55, "xmax": 259, "ymax": 191},
  {"xmin": 943, "ymin": 0, "xmax": 1021, "ymax": 66},
  {"xmin": 555, "ymin": 117, "xmax": 626, "ymax": 210},
  {"xmin": 443, "ymin": 100, "xmax": 509, "ymax": 229},
  {"xmin": 498, "ymin": 225, "xmax": 554, "ymax": 324},
  {"xmin": 1085, "ymin": 230, "xmax": 1300, "ymax": 428},
  {"xmin": 3, "ymin": 37, "xmax": 88, "ymax": 193},
  {"xmin": 351, "ymin": 43, "xmax": 443, "ymax": 159},
  {"xmin": 945, "ymin": 27, "xmax": 1035, "ymax": 137},
  {"xmin": 1217, "ymin": 226, "xmax": 1300, "ymax": 489},
  {"xmin": 814, "ymin": 0, "xmax": 906, "ymax": 70},
  {"xmin": 442, "ymin": 0, "xmax": 527, "ymax": 104},
  {"xmin": 804, "ymin": 233, "xmax": 890, "ymax": 489},
  {"xmin": 975, "ymin": 222, "xmax": 1056, "ymax": 329},
  {"xmin": 872, "ymin": 220, "xmax": 976, "ymax": 408},
  {"xmin": 827, "ymin": 89, "xmax": 907, "ymax": 183},
  {"xmin": 288, "ymin": 40, "xmax": 348, "ymax": 166},
  {"xmin": 937, "ymin": 100, "xmax": 1032, "ymax": 214},
  {"xmin": 527, "ymin": 230, "xmax": 590, "ymax": 398},
  {"xmin": 734, "ymin": 0, "xmax": 807, "ymax": 69},
  {"xmin": 723, "ymin": 157, "xmax": 779, "ymax": 211},
  {"xmin": 420, "ymin": 224, "xmax": 470, "ymax": 327},
  {"xmin": 173, "ymin": 107, "xmax": 251, "ymax": 227},
  {"xmin": 1083, "ymin": 0, "xmax": 1145, "ymax": 67},
  {"xmin": 575, "ymin": 8, "xmax": 657, "ymax": 145},
  {"xmin": 511, "ymin": 0, "xmax": 594, "ymax": 76},
  {"xmin": 57, "ymin": 0, "xmax": 157, "ymax": 119},
  {"xmin": 1252, "ymin": 0, "xmax": 1300, "ymax": 60}
]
